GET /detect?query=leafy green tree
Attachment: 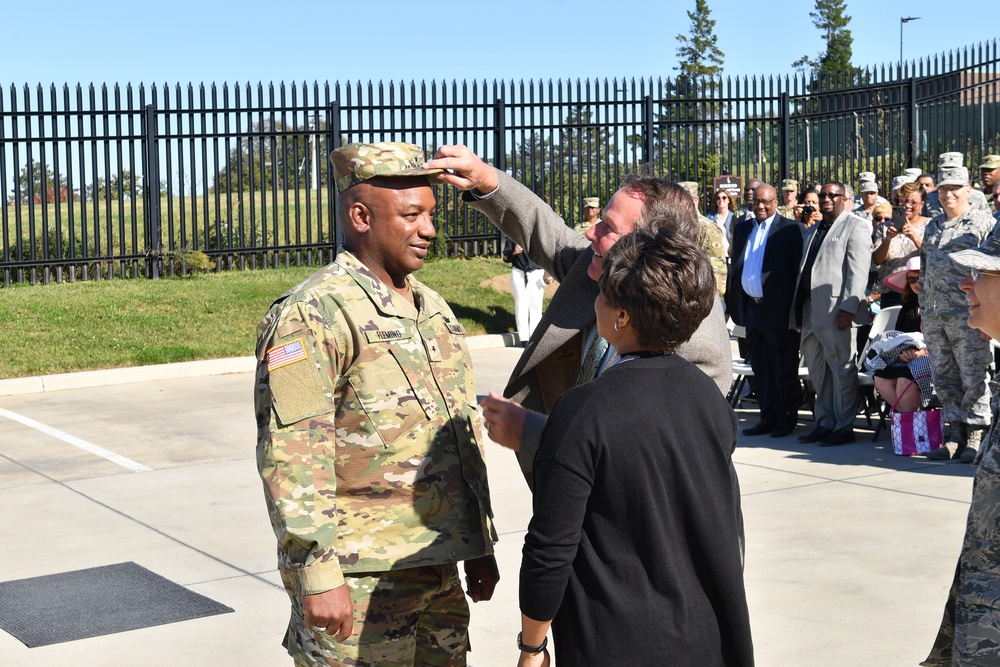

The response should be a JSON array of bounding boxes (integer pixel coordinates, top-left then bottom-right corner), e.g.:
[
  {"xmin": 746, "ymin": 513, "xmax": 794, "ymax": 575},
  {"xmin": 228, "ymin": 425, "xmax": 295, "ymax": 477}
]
[
  {"xmin": 793, "ymin": 0, "xmax": 856, "ymax": 81},
  {"xmin": 212, "ymin": 117, "xmax": 329, "ymax": 193},
  {"xmin": 17, "ymin": 159, "xmax": 71, "ymax": 203},
  {"xmin": 675, "ymin": 0, "xmax": 725, "ymax": 85}
]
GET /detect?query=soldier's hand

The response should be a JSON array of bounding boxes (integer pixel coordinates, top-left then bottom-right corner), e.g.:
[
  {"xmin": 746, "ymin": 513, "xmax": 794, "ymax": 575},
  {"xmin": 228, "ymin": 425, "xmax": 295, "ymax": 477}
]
[
  {"xmin": 463, "ymin": 555, "xmax": 500, "ymax": 602},
  {"xmin": 835, "ymin": 310, "xmax": 853, "ymax": 330},
  {"xmin": 480, "ymin": 391, "xmax": 527, "ymax": 451},
  {"xmin": 304, "ymin": 585, "xmax": 354, "ymax": 642},
  {"xmin": 425, "ymin": 145, "xmax": 499, "ymax": 194}
]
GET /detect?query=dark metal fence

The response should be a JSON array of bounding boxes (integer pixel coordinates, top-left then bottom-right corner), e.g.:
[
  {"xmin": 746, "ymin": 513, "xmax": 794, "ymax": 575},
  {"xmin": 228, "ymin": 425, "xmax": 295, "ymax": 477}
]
[{"xmin": 2, "ymin": 40, "xmax": 999, "ymax": 285}]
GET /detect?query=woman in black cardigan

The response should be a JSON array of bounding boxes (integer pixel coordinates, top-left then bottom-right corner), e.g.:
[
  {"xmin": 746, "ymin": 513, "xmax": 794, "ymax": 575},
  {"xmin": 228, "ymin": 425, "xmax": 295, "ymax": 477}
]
[{"xmin": 517, "ymin": 229, "xmax": 754, "ymax": 667}]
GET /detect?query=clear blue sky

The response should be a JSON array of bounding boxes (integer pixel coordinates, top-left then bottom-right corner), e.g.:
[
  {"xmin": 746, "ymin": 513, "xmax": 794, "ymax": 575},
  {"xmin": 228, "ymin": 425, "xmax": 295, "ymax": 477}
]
[{"xmin": 1, "ymin": 1, "xmax": 994, "ymax": 87}]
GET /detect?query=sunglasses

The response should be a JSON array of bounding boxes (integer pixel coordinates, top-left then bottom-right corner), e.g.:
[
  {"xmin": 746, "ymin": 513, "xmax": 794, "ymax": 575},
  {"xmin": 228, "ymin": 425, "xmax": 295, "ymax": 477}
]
[
  {"xmin": 907, "ymin": 276, "xmax": 919, "ymax": 284},
  {"xmin": 818, "ymin": 192, "xmax": 843, "ymax": 200}
]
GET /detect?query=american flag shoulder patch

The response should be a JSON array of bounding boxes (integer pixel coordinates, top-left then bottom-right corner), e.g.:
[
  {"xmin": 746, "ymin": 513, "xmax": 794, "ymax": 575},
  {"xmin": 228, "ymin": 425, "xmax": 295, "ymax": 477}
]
[{"xmin": 267, "ymin": 338, "xmax": 308, "ymax": 371}]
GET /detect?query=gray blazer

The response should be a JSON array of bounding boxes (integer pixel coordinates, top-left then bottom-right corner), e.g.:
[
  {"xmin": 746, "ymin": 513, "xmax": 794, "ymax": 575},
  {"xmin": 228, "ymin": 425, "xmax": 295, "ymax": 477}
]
[
  {"xmin": 791, "ymin": 209, "xmax": 872, "ymax": 331},
  {"xmin": 467, "ymin": 171, "xmax": 733, "ymax": 487}
]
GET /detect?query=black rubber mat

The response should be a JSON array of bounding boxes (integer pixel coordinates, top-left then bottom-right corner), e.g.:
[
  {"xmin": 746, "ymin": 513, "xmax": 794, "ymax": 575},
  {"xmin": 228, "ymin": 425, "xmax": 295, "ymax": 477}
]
[{"xmin": 0, "ymin": 561, "xmax": 234, "ymax": 647}]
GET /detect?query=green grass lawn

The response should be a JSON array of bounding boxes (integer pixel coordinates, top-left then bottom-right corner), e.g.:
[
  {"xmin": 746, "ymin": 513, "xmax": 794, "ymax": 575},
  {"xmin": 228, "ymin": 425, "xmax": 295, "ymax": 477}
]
[{"xmin": 0, "ymin": 256, "xmax": 515, "ymax": 379}]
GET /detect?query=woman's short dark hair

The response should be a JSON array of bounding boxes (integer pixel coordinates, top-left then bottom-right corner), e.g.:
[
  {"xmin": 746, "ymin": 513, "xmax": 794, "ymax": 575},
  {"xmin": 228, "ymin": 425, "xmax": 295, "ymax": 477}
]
[
  {"xmin": 598, "ymin": 227, "xmax": 715, "ymax": 352},
  {"xmin": 898, "ymin": 181, "xmax": 926, "ymax": 202}
]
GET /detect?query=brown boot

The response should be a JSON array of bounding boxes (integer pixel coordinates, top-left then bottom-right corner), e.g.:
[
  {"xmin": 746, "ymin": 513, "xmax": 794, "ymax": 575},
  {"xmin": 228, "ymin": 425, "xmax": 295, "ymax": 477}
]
[
  {"xmin": 960, "ymin": 425, "xmax": 986, "ymax": 464},
  {"xmin": 928, "ymin": 423, "xmax": 965, "ymax": 461}
]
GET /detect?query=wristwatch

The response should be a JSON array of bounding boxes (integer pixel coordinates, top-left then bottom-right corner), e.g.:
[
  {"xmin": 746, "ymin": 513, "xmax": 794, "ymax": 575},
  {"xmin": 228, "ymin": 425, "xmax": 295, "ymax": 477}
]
[{"xmin": 517, "ymin": 631, "xmax": 548, "ymax": 654}]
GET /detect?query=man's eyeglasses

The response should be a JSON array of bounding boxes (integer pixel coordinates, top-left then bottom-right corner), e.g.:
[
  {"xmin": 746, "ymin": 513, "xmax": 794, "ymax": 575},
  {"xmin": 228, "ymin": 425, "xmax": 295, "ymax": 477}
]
[
  {"xmin": 971, "ymin": 269, "xmax": 1000, "ymax": 282},
  {"xmin": 818, "ymin": 192, "xmax": 843, "ymax": 200},
  {"xmin": 753, "ymin": 197, "xmax": 775, "ymax": 205}
]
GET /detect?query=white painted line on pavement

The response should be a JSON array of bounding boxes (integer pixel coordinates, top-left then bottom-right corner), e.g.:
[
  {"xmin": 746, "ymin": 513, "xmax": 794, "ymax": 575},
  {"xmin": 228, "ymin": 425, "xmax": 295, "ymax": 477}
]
[{"xmin": 0, "ymin": 407, "xmax": 152, "ymax": 473}]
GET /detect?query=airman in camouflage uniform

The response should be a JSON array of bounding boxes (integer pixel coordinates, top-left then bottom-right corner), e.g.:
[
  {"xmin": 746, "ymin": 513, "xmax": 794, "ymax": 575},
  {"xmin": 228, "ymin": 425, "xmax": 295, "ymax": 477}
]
[
  {"xmin": 679, "ymin": 181, "xmax": 728, "ymax": 296},
  {"xmin": 924, "ymin": 152, "xmax": 994, "ymax": 219},
  {"xmin": 920, "ymin": 165, "xmax": 996, "ymax": 463},
  {"xmin": 255, "ymin": 141, "xmax": 498, "ymax": 667},
  {"xmin": 921, "ymin": 245, "xmax": 1000, "ymax": 667}
]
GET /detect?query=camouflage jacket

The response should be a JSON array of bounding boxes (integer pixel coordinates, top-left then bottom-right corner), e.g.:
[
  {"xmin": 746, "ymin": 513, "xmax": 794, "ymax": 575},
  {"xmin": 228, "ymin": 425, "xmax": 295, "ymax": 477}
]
[
  {"xmin": 698, "ymin": 215, "xmax": 728, "ymax": 297},
  {"xmin": 953, "ymin": 405, "xmax": 1000, "ymax": 661},
  {"xmin": 921, "ymin": 208, "xmax": 996, "ymax": 317},
  {"xmin": 254, "ymin": 248, "xmax": 496, "ymax": 595}
]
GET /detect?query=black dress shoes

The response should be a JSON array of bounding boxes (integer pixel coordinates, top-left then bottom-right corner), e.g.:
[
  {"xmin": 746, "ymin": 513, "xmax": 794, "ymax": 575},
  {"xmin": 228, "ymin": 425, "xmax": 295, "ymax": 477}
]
[
  {"xmin": 820, "ymin": 428, "xmax": 856, "ymax": 446},
  {"xmin": 770, "ymin": 423, "xmax": 796, "ymax": 438},
  {"xmin": 743, "ymin": 421, "xmax": 774, "ymax": 436},
  {"xmin": 798, "ymin": 426, "xmax": 833, "ymax": 443}
]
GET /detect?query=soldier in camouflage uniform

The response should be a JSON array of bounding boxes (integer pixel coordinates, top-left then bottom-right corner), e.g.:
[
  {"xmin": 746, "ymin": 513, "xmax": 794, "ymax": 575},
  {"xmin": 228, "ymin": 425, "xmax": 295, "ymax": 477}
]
[
  {"xmin": 255, "ymin": 142, "xmax": 499, "ymax": 667},
  {"xmin": 573, "ymin": 197, "xmax": 601, "ymax": 233},
  {"xmin": 679, "ymin": 181, "xmax": 727, "ymax": 297},
  {"xmin": 921, "ymin": 165, "xmax": 996, "ymax": 463},
  {"xmin": 776, "ymin": 178, "xmax": 799, "ymax": 218},
  {"xmin": 922, "ymin": 243, "xmax": 1000, "ymax": 667}
]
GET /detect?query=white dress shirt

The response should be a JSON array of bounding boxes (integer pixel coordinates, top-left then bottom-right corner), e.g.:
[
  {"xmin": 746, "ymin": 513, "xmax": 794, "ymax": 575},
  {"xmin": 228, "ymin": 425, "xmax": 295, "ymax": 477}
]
[{"xmin": 741, "ymin": 213, "xmax": 776, "ymax": 299}]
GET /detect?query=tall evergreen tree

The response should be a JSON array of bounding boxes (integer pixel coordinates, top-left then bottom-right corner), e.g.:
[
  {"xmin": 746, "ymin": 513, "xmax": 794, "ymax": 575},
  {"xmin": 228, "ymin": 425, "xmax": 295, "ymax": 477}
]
[
  {"xmin": 675, "ymin": 0, "xmax": 725, "ymax": 83},
  {"xmin": 793, "ymin": 0, "xmax": 855, "ymax": 80}
]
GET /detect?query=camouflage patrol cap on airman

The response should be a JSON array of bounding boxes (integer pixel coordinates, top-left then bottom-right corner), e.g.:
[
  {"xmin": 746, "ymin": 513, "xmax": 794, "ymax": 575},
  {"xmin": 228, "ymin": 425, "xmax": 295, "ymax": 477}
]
[
  {"xmin": 583, "ymin": 197, "xmax": 600, "ymax": 208},
  {"xmin": 891, "ymin": 175, "xmax": 914, "ymax": 190},
  {"xmin": 950, "ymin": 244, "xmax": 1000, "ymax": 273},
  {"xmin": 979, "ymin": 155, "xmax": 1000, "ymax": 170},
  {"xmin": 939, "ymin": 151, "xmax": 964, "ymax": 168},
  {"xmin": 903, "ymin": 167, "xmax": 923, "ymax": 179},
  {"xmin": 938, "ymin": 165, "xmax": 970, "ymax": 187},
  {"xmin": 330, "ymin": 142, "xmax": 443, "ymax": 192},
  {"xmin": 781, "ymin": 178, "xmax": 799, "ymax": 191},
  {"xmin": 858, "ymin": 171, "xmax": 876, "ymax": 183},
  {"xmin": 679, "ymin": 181, "xmax": 700, "ymax": 197},
  {"xmin": 860, "ymin": 181, "xmax": 879, "ymax": 193}
]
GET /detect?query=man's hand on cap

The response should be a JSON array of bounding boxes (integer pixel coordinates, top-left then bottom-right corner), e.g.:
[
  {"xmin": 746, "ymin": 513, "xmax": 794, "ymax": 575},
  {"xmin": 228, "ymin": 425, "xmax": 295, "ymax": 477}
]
[{"xmin": 425, "ymin": 145, "xmax": 499, "ymax": 194}]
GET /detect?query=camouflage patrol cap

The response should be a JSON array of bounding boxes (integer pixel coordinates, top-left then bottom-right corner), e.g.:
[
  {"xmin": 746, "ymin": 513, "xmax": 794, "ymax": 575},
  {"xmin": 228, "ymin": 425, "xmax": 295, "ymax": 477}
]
[
  {"xmin": 979, "ymin": 155, "xmax": 1000, "ymax": 170},
  {"xmin": 330, "ymin": 142, "xmax": 443, "ymax": 192},
  {"xmin": 939, "ymin": 151, "xmax": 964, "ymax": 168},
  {"xmin": 950, "ymin": 244, "xmax": 1000, "ymax": 273},
  {"xmin": 858, "ymin": 171, "xmax": 876, "ymax": 183},
  {"xmin": 903, "ymin": 168, "xmax": 923, "ymax": 179},
  {"xmin": 781, "ymin": 178, "xmax": 799, "ymax": 191},
  {"xmin": 938, "ymin": 165, "xmax": 970, "ymax": 187},
  {"xmin": 583, "ymin": 197, "xmax": 600, "ymax": 208},
  {"xmin": 860, "ymin": 181, "xmax": 879, "ymax": 193},
  {"xmin": 679, "ymin": 181, "xmax": 700, "ymax": 197},
  {"xmin": 891, "ymin": 175, "xmax": 914, "ymax": 190}
]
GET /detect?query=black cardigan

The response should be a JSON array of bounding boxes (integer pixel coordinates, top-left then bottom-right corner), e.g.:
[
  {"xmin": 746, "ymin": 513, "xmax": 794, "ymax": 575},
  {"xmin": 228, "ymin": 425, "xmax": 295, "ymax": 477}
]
[{"xmin": 520, "ymin": 353, "xmax": 754, "ymax": 667}]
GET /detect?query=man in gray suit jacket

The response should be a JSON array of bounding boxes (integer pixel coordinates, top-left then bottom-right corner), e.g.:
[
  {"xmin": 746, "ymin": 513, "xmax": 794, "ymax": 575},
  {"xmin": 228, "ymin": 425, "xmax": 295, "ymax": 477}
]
[
  {"xmin": 791, "ymin": 181, "xmax": 872, "ymax": 446},
  {"xmin": 426, "ymin": 145, "xmax": 732, "ymax": 489}
]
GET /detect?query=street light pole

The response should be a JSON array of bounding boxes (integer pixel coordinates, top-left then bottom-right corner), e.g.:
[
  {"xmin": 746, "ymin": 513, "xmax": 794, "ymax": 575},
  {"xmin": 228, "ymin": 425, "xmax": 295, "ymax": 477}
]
[{"xmin": 900, "ymin": 16, "xmax": 921, "ymax": 69}]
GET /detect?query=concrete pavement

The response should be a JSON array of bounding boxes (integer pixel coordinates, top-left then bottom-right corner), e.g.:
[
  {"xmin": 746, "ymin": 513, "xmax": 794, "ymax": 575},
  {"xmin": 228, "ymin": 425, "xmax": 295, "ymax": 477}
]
[{"xmin": 0, "ymin": 340, "xmax": 975, "ymax": 666}]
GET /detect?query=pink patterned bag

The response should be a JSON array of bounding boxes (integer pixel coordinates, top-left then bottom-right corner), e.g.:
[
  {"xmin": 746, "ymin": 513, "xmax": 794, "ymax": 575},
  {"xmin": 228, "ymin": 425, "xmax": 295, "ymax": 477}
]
[{"xmin": 889, "ymin": 381, "xmax": 943, "ymax": 456}]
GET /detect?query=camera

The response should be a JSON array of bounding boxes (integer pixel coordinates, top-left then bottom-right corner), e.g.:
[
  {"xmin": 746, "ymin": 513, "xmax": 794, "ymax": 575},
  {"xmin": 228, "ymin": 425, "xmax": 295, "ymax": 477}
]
[{"xmin": 801, "ymin": 205, "xmax": 815, "ymax": 216}]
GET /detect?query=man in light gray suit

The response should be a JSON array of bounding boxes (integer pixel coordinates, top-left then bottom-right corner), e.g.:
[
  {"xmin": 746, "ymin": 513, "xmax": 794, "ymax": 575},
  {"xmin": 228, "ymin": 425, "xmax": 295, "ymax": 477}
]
[
  {"xmin": 425, "ymin": 145, "xmax": 732, "ymax": 489},
  {"xmin": 791, "ymin": 181, "xmax": 872, "ymax": 446}
]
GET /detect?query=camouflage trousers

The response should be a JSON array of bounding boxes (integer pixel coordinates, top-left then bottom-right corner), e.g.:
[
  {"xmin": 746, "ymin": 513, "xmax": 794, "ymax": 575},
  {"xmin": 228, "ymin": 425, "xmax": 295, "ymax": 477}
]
[
  {"xmin": 285, "ymin": 563, "xmax": 470, "ymax": 667},
  {"xmin": 923, "ymin": 315, "xmax": 992, "ymax": 426},
  {"xmin": 923, "ymin": 430, "xmax": 1000, "ymax": 666}
]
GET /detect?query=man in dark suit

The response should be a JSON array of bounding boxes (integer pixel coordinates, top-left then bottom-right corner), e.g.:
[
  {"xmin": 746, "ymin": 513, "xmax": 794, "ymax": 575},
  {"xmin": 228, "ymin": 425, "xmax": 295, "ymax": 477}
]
[
  {"xmin": 726, "ymin": 183, "xmax": 804, "ymax": 438},
  {"xmin": 791, "ymin": 181, "xmax": 872, "ymax": 446},
  {"xmin": 425, "ymin": 145, "xmax": 733, "ymax": 489}
]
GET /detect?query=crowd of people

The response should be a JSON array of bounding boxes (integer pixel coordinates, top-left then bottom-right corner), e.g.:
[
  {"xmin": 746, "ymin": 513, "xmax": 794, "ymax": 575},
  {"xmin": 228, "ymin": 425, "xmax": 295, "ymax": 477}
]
[
  {"xmin": 252, "ymin": 139, "xmax": 1000, "ymax": 666},
  {"xmin": 718, "ymin": 153, "xmax": 1000, "ymax": 458}
]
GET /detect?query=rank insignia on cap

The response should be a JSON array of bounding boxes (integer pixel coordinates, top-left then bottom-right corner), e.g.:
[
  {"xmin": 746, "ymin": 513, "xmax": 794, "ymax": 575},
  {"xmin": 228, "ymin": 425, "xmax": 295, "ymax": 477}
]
[{"xmin": 267, "ymin": 338, "xmax": 307, "ymax": 371}]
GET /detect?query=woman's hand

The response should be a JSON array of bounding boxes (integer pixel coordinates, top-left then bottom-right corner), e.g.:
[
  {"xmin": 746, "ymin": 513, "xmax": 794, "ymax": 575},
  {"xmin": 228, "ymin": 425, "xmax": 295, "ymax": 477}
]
[
  {"xmin": 898, "ymin": 348, "xmax": 928, "ymax": 362},
  {"xmin": 516, "ymin": 648, "xmax": 551, "ymax": 667}
]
